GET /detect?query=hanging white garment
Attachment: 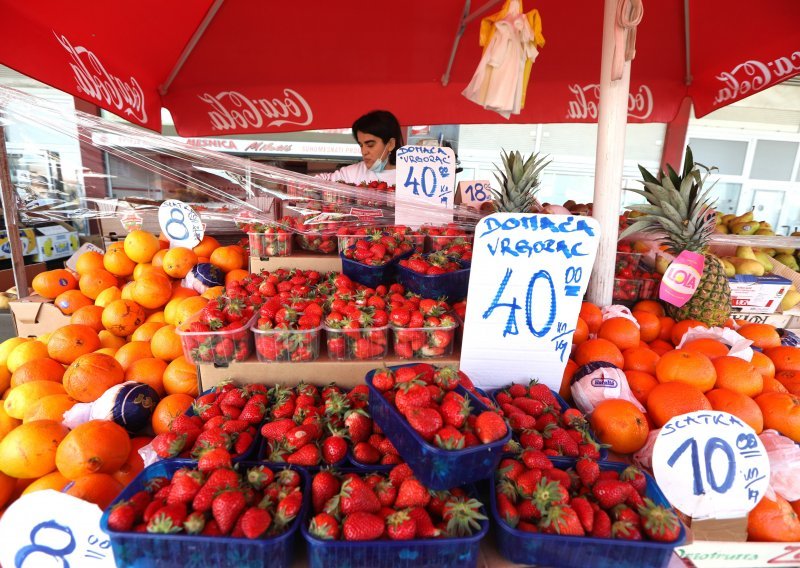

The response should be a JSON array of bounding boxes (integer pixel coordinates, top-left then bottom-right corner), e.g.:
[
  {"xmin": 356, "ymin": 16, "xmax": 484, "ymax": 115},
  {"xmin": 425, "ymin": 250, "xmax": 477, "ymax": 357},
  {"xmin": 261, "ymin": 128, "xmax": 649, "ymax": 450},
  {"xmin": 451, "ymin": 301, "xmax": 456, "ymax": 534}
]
[{"xmin": 462, "ymin": 0, "xmax": 539, "ymax": 118}]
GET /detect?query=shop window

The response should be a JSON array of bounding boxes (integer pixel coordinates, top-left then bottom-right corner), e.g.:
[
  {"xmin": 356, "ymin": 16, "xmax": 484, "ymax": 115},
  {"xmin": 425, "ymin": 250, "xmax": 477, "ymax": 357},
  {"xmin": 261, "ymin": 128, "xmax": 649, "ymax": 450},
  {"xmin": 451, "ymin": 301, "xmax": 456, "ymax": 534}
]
[
  {"xmin": 750, "ymin": 140, "xmax": 799, "ymax": 181},
  {"xmin": 686, "ymin": 138, "xmax": 747, "ymax": 175},
  {"xmin": 710, "ymin": 182, "xmax": 742, "ymax": 214}
]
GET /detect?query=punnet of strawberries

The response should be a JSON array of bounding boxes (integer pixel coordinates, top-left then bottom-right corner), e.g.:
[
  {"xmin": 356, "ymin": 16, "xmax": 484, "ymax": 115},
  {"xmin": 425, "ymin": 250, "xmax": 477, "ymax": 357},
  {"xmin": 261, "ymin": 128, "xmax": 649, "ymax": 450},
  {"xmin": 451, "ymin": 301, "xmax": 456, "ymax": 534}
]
[
  {"xmin": 341, "ymin": 232, "xmax": 417, "ymax": 266},
  {"xmin": 286, "ymin": 215, "xmax": 346, "ymax": 255},
  {"xmin": 495, "ymin": 455, "xmax": 682, "ymax": 542},
  {"xmin": 390, "ymin": 297, "xmax": 458, "ymax": 359},
  {"xmin": 150, "ymin": 383, "xmax": 267, "ymax": 462},
  {"xmin": 106, "ymin": 462, "xmax": 304, "ymax": 540},
  {"xmin": 253, "ymin": 299, "xmax": 324, "ymax": 363},
  {"xmin": 324, "ymin": 295, "xmax": 389, "ymax": 361},
  {"xmin": 421, "ymin": 224, "xmax": 474, "ymax": 253},
  {"xmin": 493, "ymin": 381, "xmax": 605, "ymax": 459},
  {"xmin": 398, "ymin": 251, "xmax": 468, "ymax": 276},
  {"xmin": 246, "ymin": 221, "xmax": 293, "ymax": 257},
  {"xmin": 370, "ymin": 364, "xmax": 508, "ymax": 451},
  {"xmin": 307, "ymin": 465, "xmax": 487, "ymax": 541},
  {"xmin": 178, "ymin": 293, "xmax": 258, "ymax": 365}
]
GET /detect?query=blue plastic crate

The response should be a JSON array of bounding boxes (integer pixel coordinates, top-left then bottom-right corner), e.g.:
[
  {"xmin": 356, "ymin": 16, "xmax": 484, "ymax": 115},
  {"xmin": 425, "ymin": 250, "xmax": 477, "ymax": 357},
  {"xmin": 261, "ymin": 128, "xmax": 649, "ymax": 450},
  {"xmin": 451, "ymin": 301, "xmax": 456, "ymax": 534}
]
[
  {"xmin": 488, "ymin": 386, "xmax": 608, "ymax": 460},
  {"xmin": 301, "ymin": 468, "xmax": 488, "ymax": 568},
  {"xmin": 366, "ymin": 367, "xmax": 511, "ymax": 490},
  {"xmin": 491, "ymin": 457, "xmax": 686, "ymax": 568},
  {"xmin": 396, "ymin": 259, "xmax": 470, "ymax": 301},
  {"xmin": 340, "ymin": 248, "xmax": 412, "ymax": 288},
  {"xmin": 101, "ymin": 459, "xmax": 308, "ymax": 568}
]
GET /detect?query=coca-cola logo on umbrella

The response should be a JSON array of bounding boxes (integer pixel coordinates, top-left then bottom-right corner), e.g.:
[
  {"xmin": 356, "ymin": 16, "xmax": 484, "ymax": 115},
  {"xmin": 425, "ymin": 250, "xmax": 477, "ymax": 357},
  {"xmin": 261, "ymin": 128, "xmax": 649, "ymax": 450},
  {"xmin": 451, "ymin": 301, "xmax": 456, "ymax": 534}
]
[
  {"xmin": 714, "ymin": 50, "xmax": 800, "ymax": 106},
  {"xmin": 566, "ymin": 83, "xmax": 654, "ymax": 120},
  {"xmin": 55, "ymin": 32, "xmax": 147, "ymax": 124},
  {"xmin": 198, "ymin": 89, "xmax": 314, "ymax": 131}
]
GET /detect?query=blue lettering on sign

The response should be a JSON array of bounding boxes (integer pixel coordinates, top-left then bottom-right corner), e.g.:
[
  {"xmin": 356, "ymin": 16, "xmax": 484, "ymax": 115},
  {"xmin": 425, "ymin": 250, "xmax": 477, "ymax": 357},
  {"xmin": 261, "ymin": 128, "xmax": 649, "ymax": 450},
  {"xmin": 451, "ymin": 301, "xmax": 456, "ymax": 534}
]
[
  {"xmin": 485, "ymin": 237, "xmax": 587, "ymax": 260},
  {"xmin": 565, "ymin": 285, "xmax": 581, "ymax": 296},
  {"xmin": 667, "ymin": 437, "xmax": 737, "ymax": 496},
  {"xmin": 465, "ymin": 183, "xmax": 489, "ymax": 202},
  {"xmin": 661, "ymin": 412, "xmax": 746, "ymax": 435},
  {"xmin": 480, "ymin": 215, "xmax": 596, "ymax": 238},
  {"xmin": 15, "ymin": 520, "xmax": 76, "ymax": 567}
]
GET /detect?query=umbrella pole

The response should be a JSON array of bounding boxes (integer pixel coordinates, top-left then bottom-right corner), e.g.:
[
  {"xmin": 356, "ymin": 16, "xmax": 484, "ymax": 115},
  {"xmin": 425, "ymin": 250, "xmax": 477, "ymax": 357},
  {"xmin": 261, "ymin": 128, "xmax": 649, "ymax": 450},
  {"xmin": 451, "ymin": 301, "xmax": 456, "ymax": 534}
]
[
  {"xmin": 0, "ymin": 124, "xmax": 28, "ymax": 296},
  {"xmin": 587, "ymin": 0, "xmax": 634, "ymax": 307}
]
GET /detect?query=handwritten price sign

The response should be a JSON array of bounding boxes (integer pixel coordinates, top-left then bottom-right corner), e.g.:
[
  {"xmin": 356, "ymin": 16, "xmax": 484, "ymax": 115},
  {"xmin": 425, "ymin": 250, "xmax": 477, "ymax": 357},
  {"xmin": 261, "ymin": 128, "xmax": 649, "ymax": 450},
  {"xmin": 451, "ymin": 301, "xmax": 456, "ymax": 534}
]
[
  {"xmin": 458, "ymin": 180, "xmax": 493, "ymax": 208},
  {"xmin": 395, "ymin": 145, "xmax": 455, "ymax": 227},
  {"xmin": 158, "ymin": 199, "xmax": 204, "ymax": 249},
  {"xmin": 460, "ymin": 213, "xmax": 600, "ymax": 390},
  {"xmin": 0, "ymin": 490, "xmax": 116, "ymax": 568},
  {"xmin": 652, "ymin": 411, "xmax": 770, "ymax": 520}
]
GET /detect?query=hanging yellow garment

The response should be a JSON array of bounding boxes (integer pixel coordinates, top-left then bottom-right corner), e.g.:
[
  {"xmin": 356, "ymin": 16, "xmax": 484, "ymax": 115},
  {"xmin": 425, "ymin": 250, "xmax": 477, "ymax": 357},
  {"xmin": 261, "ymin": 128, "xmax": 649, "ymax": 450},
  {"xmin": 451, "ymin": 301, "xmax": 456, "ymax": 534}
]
[{"xmin": 478, "ymin": 0, "xmax": 545, "ymax": 110}]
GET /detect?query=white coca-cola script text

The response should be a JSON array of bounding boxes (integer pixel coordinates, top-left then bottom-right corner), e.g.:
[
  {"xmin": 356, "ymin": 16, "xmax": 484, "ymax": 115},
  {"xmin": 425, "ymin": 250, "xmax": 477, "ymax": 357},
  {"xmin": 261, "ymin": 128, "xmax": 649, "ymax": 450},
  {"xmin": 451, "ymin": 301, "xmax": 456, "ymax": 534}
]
[
  {"xmin": 715, "ymin": 51, "xmax": 800, "ymax": 106},
  {"xmin": 566, "ymin": 84, "xmax": 653, "ymax": 120},
  {"xmin": 198, "ymin": 90, "xmax": 313, "ymax": 131}
]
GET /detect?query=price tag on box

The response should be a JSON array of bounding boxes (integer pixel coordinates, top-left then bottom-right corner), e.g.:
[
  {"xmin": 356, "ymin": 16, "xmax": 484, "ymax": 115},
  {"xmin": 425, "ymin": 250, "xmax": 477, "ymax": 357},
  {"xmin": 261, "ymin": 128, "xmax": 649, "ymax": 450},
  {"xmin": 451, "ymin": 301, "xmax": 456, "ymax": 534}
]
[
  {"xmin": 460, "ymin": 213, "xmax": 600, "ymax": 390},
  {"xmin": 458, "ymin": 180, "xmax": 493, "ymax": 208},
  {"xmin": 158, "ymin": 199, "xmax": 204, "ymax": 249},
  {"xmin": 395, "ymin": 145, "xmax": 455, "ymax": 227}
]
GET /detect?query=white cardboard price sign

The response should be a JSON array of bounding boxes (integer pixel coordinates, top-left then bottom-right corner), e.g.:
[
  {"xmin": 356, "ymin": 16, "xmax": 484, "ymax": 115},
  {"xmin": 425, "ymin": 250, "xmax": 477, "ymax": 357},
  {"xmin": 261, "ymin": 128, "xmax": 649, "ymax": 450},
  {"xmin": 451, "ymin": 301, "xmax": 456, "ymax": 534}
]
[
  {"xmin": 395, "ymin": 145, "xmax": 455, "ymax": 227},
  {"xmin": 460, "ymin": 213, "xmax": 600, "ymax": 390},
  {"xmin": 652, "ymin": 411, "xmax": 770, "ymax": 520},
  {"xmin": 158, "ymin": 199, "xmax": 204, "ymax": 249},
  {"xmin": 0, "ymin": 490, "xmax": 116, "ymax": 567},
  {"xmin": 458, "ymin": 180, "xmax": 493, "ymax": 208}
]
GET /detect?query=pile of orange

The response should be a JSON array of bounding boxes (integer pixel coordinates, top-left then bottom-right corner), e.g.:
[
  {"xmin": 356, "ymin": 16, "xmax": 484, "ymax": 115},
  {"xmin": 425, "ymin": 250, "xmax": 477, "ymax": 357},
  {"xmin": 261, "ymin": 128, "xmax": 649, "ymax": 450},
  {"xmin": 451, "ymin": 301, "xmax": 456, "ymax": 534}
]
[{"xmin": 0, "ymin": 230, "xmax": 249, "ymax": 514}]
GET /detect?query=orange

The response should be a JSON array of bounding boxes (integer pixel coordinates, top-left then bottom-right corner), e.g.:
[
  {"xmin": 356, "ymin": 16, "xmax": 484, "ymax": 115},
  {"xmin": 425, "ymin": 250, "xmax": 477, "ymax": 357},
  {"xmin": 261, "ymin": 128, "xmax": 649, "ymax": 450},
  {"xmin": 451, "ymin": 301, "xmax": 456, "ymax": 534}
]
[
  {"xmin": 598, "ymin": 317, "xmax": 641, "ymax": 351},
  {"xmin": 152, "ymin": 393, "xmax": 194, "ymax": 435},
  {"xmin": 202, "ymin": 286, "xmax": 225, "ymax": 300},
  {"xmin": 751, "ymin": 351, "xmax": 776, "ymax": 379},
  {"xmin": 79, "ymin": 269, "xmax": 118, "ymax": 300},
  {"xmin": 22, "ymin": 470, "xmax": 70, "ymax": 495},
  {"xmin": 625, "ymin": 370, "xmax": 659, "ymax": 406},
  {"xmin": 162, "ymin": 356, "xmax": 198, "ymax": 396},
  {"xmin": 150, "ymin": 325, "xmax": 183, "ymax": 361},
  {"xmin": 151, "ymin": 248, "xmax": 168, "ymax": 268},
  {"xmin": 0, "ymin": 471, "xmax": 14, "ymax": 509},
  {"xmin": 6, "ymin": 340, "xmax": 49, "ymax": 373},
  {"xmin": 622, "ymin": 346, "xmax": 660, "ymax": 375},
  {"xmin": 62, "ymin": 353, "xmax": 125, "ymax": 402},
  {"xmin": 95, "ymin": 285, "xmax": 122, "ymax": 307},
  {"xmin": 130, "ymin": 321, "xmax": 167, "ymax": 342},
  {"xmin": 572, "ymin": 318, "xmax": 589, "ymax": 345},
  {"xmin": 706, "ymin": 388, "xmax": 764, "ymax": 433},
  {"xmin": 560, "ymin": 359, "xmax": 578, "ymax": 403},
  {"xmin": 64, "ymin": 473, "xmax": 123, "ymax": 510},
  {"xmin": 589, "ymin": 398, "xmax": 649, "ymax": 454},
  {"xmin": 747, "ymin": 494, "xmax": 800, "ymax": 542},
  {"xmin": 579, "ymin": 302, "xmax": 603, "ymax": 335},
  {"xmin": 4, "ymin": 381, "xmax": 67, "ymax": 419},
  {"xmin": 656, "ymin": 349, "xmax": 717, "ymax": 392},
  {"xmin": 210, "ymin": 245, "xmax": 246, "ymax": 273},
  {"xmin": 102, "ymin": 299, "xmax": 146, "ymax": 337},
  {"xmin": 670, "ymin": 319, "xmax": 708, "ymax": 347},
  {"xmin": 70, "ymin": 304, "xmax": 105, "ymax": 332},
  {"xmin": 32, "ymin": 269, "xmax": 78, "ymax": 299},
  {"xmin": 763, "ymin": 375, "xmax": 789, "ymax": 394},
  {"xmin": 756, "ymin": 392, "xmax": 800, "ymax": 442},
  {"xmin": 647, "ymin": 339, "xmax": 674, "ymax": 356},
  {"xmin": 103, "ymin": 242, "xmax": 136, "ymax": 277},
  {"xmin": 633, "ymin": 300, "xmax": 665, "ymax": 317},
  {"xmin": 193, "ymin": 235, "xmax": 221, "ymax": 258},
  {"xmin": 124, "ymin": 230, "xmax": 161, "ymax": 264},
  {"xmin": 11, "ymin": 358, "xmax": 65, "ymax": 387},
  {"xmin": 47, "ymin": 324, "xmax": 101, "ymax": 364},
  {"xmin": 23, "ymin": 393, "xmax": 77, "ymax": 423},
  {"xmin": 112, "ymin": 436, "xmax": 151, "ymax": 486},
  {"xmin": 54, "ymin": 290, "xmax": 93, "ymax": 315},
  {"xmin": 737, "ymin": 323, "xmax": 782, "ymax": 350},
  {"xmin": 0, "ymin": 405, "xmax": 20, "ymax": 442},
  {"xmin": 0, "ymin": 419, "xmax": 70, "ymax": 478},
  {"xmin": 174, "ymin": 296, "xmax": 209, "ymax": 328},
  {"xmin": 712, "ymin": 356, "xmax": 764, "ymax": 397},
  {"xmin": 776, "ymin": 370, "xmax": 800, "ymax": 396},
  {"xmin": 120, "ymin": 281, "xmax": 136, "ymax": 301},
  {"xmin": 764, "ymin": 346, "xmax": 800, "ymax": 373},
  {"xmin": 646, "ymin": 382, "xmax": 712, "ymax": 428},
  {"xmin": 163, "ymin": 247, "xmax": 198, "ymax": 279},
  {"xmin": 132, "ymin": 273, "xmax": 173, "ymax": 309},
  {"xmin": 114, "ymin": 341, "xmax": 153, "ymax": 371},
  {"xmin": 75, "ymin": 250, "xmax": 105, "ymax": 275},
  {"xmin": 0, "ymin": 365, "xmax": 10, "ymax": 395},
  {"xmin": 56, "ymin": 419, "xmax": 131, "ymax": 480},
  {"xmin": 171, "ymin": 287, "xmax": 199, "ymax": 301},
  {"xmin": 98, "ymin": 329, "xmax": 127, "ymax": 350},
  {"xmin": 632, "ymin": 311, "xmax": 661, "ymax": 343},
  {"xmin": 657, "ymin": 316, "xmax": 675, "ymax": 342},
  {"xmin": 681, "ymin": 338, "xmax": 729, "ymax": 360},
  {"xmin": 0, "ymin": 337, "xmax": 28, "ymax": 368},
  {"xmin": 573, "ymin": 338, "xmax": 624, "ymax": 368},
  {"xmin": 133, "ymin": 262, "xmax": 167, "ymax": 281},
  {"xmin": 125, "ymin": 358, "xmax": 167, "ymax": 396}
]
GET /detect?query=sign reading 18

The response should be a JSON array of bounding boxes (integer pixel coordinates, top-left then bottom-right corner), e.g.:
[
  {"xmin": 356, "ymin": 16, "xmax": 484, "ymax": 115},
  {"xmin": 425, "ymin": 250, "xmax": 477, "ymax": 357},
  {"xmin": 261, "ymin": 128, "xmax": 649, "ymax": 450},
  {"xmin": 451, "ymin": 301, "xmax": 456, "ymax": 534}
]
[
  {"xmin": 404, "ymin": 167, "xmax": 443, "ymax": 203},
  {"xmin": 464, "ymin": 182, "xmax": 490, "ymax": 202}
]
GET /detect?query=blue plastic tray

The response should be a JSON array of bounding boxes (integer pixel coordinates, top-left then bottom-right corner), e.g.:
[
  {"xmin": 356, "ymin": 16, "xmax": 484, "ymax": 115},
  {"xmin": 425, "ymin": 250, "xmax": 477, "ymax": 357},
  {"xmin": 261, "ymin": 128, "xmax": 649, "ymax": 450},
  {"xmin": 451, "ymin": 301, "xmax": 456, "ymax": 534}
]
[
  {"xmin": 488, "ymin": 386, "xmax": 608, "ymax": 460},
  {"xmin": 366, "ymin": 366, "xmax": 511, "ymax": 490},
  {"xmin": 101, "ymin": 459, "xmax": 308, "ymax": 568},
  {"xmin": 340, "ymin": 248, "xmax": 412, "ymax": 288},
  {"xmin": 301, "ymin": 468, "xmax": 488, "ymax": 568},
  {"xmin": 491, "ymin": 457, "xmax": 686, "ymax": 568},
  {"xmin": 396, "ymin": 259, "xmax": 470, "ymax": 301}
]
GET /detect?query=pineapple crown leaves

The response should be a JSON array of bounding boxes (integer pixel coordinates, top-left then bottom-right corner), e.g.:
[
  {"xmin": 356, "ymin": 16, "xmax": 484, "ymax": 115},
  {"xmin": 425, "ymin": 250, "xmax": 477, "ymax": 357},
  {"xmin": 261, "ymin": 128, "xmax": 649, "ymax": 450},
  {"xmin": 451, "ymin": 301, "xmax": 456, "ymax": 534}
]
[{"xmin": 491, "ymin": 150, "xmax": 551, "ymax": 212}]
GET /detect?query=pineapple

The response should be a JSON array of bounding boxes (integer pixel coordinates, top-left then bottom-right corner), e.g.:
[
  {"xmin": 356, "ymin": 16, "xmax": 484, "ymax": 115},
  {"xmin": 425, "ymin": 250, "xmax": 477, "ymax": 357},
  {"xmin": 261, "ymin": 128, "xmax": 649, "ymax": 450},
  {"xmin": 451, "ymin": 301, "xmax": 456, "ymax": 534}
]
[
  {"xmin": 490, "ymin": 150, "xmax": 550, "ymax": 213},
  {"xmin": 620, "ymin": 148, "xmax": 731, "ymax": 326}
]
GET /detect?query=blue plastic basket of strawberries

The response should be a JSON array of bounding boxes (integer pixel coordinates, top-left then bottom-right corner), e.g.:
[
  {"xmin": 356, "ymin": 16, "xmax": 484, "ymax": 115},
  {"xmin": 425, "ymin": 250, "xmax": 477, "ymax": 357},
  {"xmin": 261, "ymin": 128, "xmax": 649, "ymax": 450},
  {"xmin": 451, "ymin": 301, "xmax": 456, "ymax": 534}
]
[
  {"xmin": 340, "ymin": 232, "xmax": 416, "ymax": 288},
  {"xmin": 101, "ymin": 459, "xmax": 308, "ymax": 568},
  {"xmin": 365, "ymin": 363, "xmax": 511, "ymax": 490}
]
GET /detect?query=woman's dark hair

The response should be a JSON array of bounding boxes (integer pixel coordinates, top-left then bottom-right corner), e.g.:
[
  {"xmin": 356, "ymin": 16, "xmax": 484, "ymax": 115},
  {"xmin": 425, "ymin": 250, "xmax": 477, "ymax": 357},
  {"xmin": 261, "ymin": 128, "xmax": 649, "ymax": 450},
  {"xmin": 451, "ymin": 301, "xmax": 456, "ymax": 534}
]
[{"xmin": 352, "ymin": 110, "xmax": 404, "ymax": 165}]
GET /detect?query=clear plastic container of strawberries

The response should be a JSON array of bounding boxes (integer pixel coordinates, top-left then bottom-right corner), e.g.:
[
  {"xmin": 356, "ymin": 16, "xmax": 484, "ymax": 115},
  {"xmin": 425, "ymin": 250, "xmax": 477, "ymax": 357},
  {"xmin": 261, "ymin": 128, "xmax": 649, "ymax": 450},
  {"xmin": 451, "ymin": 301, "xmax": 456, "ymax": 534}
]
[
  {"xmin": 422, "ymin": 224, "xmax": 475, "ymax": 254},
  {"xmin": 390, "ymin": 297, "xmax": 459, "ymax": 359},
  {"xmin": 177, "ymin": 297, "xmax": 257, "ymax": 366},
  {"xmin": 245, "ymin": 219, "xmax": 293, "ymax": 258}
]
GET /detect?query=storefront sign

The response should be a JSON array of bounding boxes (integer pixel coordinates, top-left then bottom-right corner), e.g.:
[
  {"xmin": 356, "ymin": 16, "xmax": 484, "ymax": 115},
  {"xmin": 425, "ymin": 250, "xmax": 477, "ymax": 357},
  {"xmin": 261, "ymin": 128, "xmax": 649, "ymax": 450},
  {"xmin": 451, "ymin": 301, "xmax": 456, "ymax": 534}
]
[
  {"xmin": 458, "ymin": 180, "xmax": 493, "ymax": 208},
  {"xmin": 0, "ymin": 490, "xmax": 116, "ymax": 568},
  {"xmin": 158, "ymin": 199, "xmax": 203, "ymax": 249},
  {"xmin": 395, "ymin": 145, "xmax": 456, "ymax": 227},
  {"xmin": 460, "ymin": 213, "xmax": 600, "ymax": 390},
  {"xmin": 652, "ymin": 411, "xmax": 769, "ymax": 520}
]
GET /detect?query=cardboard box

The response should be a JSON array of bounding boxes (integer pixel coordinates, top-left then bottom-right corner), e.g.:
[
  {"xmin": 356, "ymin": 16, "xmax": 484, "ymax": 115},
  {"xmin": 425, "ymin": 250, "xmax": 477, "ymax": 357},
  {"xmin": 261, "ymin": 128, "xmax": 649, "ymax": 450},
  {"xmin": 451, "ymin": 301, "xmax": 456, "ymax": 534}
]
[
  {"xmin": 198, "ymin": 352, "xmax": 460, "ymax": 391},
  {"xmin": 65, "ymin": 242, "xmax": 105, "ymax": 272},
  {"xmin": 727, "ymin": 274, "xmax": 791, "ymax": 313},
  {"xmin": 0, "ymin": 263, "xmax": 47, "ymax": 294},
  {"xmin": 731, "ymin": 311, "xmax": 799, "ymax": 329},
  {"xmin": 9, "ymin": 294, "xmax": 71, "ymax": 337},
  {"xmin": 0, "ymin": 227, "xmax": 38, "ymax": 259},
  {"xmin": 31, "ymin": 223, "xmax": 80, "ymax": 262},
  {"xmin": 250, "ymin": 254, "xmax": 342, "ymax": 274}
]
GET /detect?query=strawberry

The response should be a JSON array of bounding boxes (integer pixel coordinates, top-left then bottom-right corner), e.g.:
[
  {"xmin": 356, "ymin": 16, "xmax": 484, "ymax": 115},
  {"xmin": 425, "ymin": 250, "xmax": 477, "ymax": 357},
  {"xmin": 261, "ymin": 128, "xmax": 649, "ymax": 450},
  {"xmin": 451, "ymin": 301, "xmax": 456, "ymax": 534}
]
[
  {"xmin": 353, "ymin": 441, "xmax": 381, "ymax": 464},
  {"xmin": 612, "ymin": 520, "xmax": 643, "ymax": 540},
  {"xmin": 577, "ymin": 442, "xmax": 602, "ymax": 460},
  {"xmin": 339, "ymin": 477, "xmax": 381, "ymax": 515},
  {"xmin": 515, "ymin": 469, "xmax": 544, "ymax": 499},
  {"xmin": 246, "ymin": 465, "xmax": 275, "ymax": 490},
  {"xmin": 212, "ymin": 489, "xmax": 247, "ymax": 535},
  {"xmin": 197, "ymin": 447, "xmax": 232, "ymax": 472},
  {"xmin": 474, "ymin": 411, "xmax": 507, "ymax": 444},
  {"xmin": 309, "ymin": 512, "xmax": 340, "ymax": 540},
  {"xmin": 612, "ymin": 504, "xmax": 641, "ymax": 525},
  {"xmin": 193, "ymin": 469, "xmax": 239, "ymax": 512},
  {"xmin": 322, "ymin": 435, "xmax": 348, "ymax": 465},
  {"xmin": 287, "ymin": 444, "xmax": 321, "ymax": 467},
  {"xmin": 386, "ymin": 509, "xmax": 417, "ymax": 540},
  {"xmin": 512, "ymin": 397, "xmax": 546, "ymax": 417},
  {"xmin": 183, "ymin": 510, "xmax": 206, "ymax": 534},
  {"xmin": 374, "ymin": 479, "xmax": 397, "ymax": 508},
  {"xmin": 276, "ymin": 490, "xmax": 304, "ymax": 526},
  {"xmin": 519, "ymin": 429, "xmax": 544, "ymax": 450},
  {"xmin": 395, "ymin": 477, "xmax": 431, "ymax": 509},
  {"xmin": 394, "ymin": 381, "xmax": 432, "ymax": 414},
  {"xmin": 240, "ymin": 506, "xmax": 272, "ymax": 539},
  {"xmin": 591, "ymin": 509, "xmax": 612, "ymax": 538},
  {"xmin": 638, "ymin": 498, "xmax": 682, "ymax": 542},
  {"xmin": 542, "ymin": 505, "xmax": 585, "ymax": 535},
  {"xmin": 261, "ymin": 418, "xmax": 296, "ymax": 441},
  {"xmin": 146, "ymin": 503, "xmax": 187, "ymax": 534},
  {"xmin": 151, "ymin": 432, "xmax": 187, "ymax": 458},
  {"xmin": 234, "ymin": 431, "xmax": 254, "ymax": 455},
  {"xmin": 570, "ymin": 497, "xmax": 595, "ymax": 532},
  {"xmin": 521, "ymin": 449, "xmax": 552, "ymax": 470},
  {"xmin": 440, "ymin": 394, "xmax": 471, "ymax": 429},
  {"xmin": 107, "ymin": 501, "xmax": 136, "ymax": 532},
  {"xmin": 433, "ymin": 425, "xmax": 466, "ymax": 450},
  {"xmin": 532, "ymin": 479, "xmax": 569, "ymax": 516},
  {"xmin": 128, "ymin": 490, "xmax": 151, "ymax": 518},
  {"xmin": 407, "ymin": 506, "xmax": 440, "ymax": 538},
  {"xmin": 344, "ymin": 410, "xmax": 373, "ymax": 444},
  {"xmin": 388, "ymin": 463, "xmax": 414, "ymax": 487},
  {"xmin": 443, "ymin": 497, "xmax": 487, "ymax": 537},
  {"xmin": 528, "ymin": 381, "xmax": 559, "ymax": 406},
  {"xmin": 312, "ymin": 470, "xmax": 341, "ymax": 514},
  {"xmin": 593, "ymin": 479, "xmax": 632, "ymax": 509},
  {"xmin": 342, "ymin": 512, "xmax": 384, "ymax": 541},
  {"xmin": 496, "ymin": 493, "xmax": 519, "ymax": 528},
  {"xmin": 576, "ymin": 457, "xmax": 600, "ymax": 487},
  {"xmin": 167, "ymin": 469, "xmax": 204, "ymax": 505},
  {"xmin": 406, "ymin": 407, "xmax": 443, "ymax": 442},
  {"xmin": 621, "ymin": 465, "xmax": 648, "ymax": 496}
]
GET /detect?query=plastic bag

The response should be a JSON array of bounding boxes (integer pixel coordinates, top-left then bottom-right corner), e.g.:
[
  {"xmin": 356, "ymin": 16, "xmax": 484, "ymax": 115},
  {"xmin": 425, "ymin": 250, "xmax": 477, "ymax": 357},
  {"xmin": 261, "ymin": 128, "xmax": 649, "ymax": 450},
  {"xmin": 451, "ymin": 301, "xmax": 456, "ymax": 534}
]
[
  {"xmin": 759, "ymin": 429, "xmax": 800, "ymax": 501},
  {"xmin": 601, "ymin": 305, "xmax": 639, "ymax": 326},
  {"xmin": 570, "ymin": 361, "xmax": 646, "ymax": 414},
  {"xmin": 676, "ymin": 326, "xmax": 754, "ymax": 361},
  {"xmin": 633, "ymin": 428, "xmax": 660, "ymax": 471}
]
